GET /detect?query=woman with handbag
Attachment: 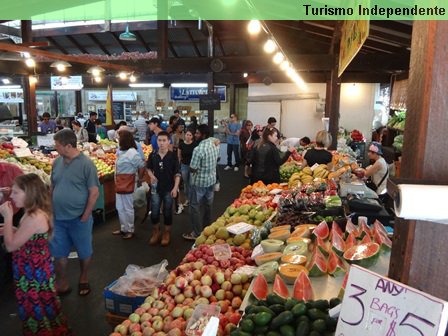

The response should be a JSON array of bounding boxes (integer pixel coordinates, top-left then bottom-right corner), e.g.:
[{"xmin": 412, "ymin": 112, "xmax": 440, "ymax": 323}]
[
  {"xmin": 356, "ymin": 142, "xmax": 389, "ymax": 196},
  {"xmin": 239, "ymin": 120, "xmax": 253, "ymax": 178},
  {"xmin": 113, "ymin": 130, "xmax": 145, "ymax": 239}
]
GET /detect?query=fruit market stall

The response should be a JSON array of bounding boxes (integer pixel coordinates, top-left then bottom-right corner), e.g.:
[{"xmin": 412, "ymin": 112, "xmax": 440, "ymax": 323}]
[{"xmin": 107, "ymin": 158, "xmax": 395, "ymax": 336}]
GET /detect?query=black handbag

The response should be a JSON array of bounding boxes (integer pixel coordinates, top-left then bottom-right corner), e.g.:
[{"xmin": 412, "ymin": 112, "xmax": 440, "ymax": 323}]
[
  {"xmin": 365, "ymin": 167, "xmax": 389, "ymax": 192},
  {"xmin": 347, "ymin": 193, "xmax": 383, "ymax": 212}
]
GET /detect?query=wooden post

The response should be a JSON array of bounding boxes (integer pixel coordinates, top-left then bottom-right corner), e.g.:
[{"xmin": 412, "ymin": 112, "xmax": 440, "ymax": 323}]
[
  {"xmin": 23, "ymin": 76, "xmax": 37, "ymax": 135},
  {"xmin": 229, "ymin": 84, "xmax": 236, "ymax": 117},
  {"xmin": 388, "ymin": 21, "xmax": 448, "ymax": 300},
  {"xmin": 156, "ymin": 3, "xmax": 168, "ymax": 61},
  {"xmin": 54, "ymin": 91, "xmax": 59, "ymax": 117},
  {"xmin": 75, "ymin": 90, "xmax": 82, "ymax": 114},
  {"xmin": 207, "ymin": 72, "xmax": 215, "ymax": 135}
]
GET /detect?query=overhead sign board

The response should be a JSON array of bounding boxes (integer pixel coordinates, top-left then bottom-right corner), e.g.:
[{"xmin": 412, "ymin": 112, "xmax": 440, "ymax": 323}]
[
  {"xmin": 336, "ymin": 265, "xmax": 448, "ymax": 336},
  {"xmin": 170, "ymin": 85, "xmax": 226, "ymax": 102},
  {"xmin": 51, "ymin": 75, "xmax": 84, "ymax": 90},
  {"xmin": 0, "ymin": 89, "xmax": 24, "ymax": 103},
  {"xmin": 88, "ymin": 91, "xmax": 137, "ymax": 102},
  {"xmin": 338, "ymin": 20, "xmax": 370, "ymax": 77}
]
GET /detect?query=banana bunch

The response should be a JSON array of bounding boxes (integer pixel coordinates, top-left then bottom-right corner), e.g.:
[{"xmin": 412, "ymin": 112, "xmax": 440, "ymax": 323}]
[
  {"xmin": 288, "ymin": 172, "xmax": 303, "ymax": 189},
  {"xmin": 313, "ymin": 164, "xmax": 330, "ymax": 179}
]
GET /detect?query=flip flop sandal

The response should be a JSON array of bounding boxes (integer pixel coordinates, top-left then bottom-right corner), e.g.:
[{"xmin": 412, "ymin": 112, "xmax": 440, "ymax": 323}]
[{"xmin": 78, "ymin": 283, "xmax": 91, "ymax": 296}]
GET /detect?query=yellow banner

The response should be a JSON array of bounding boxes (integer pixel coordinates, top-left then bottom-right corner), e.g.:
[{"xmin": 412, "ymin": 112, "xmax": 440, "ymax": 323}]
[
  {"xmin": 338, "ymin": 20, "xmax": 370, "ymax": 77},
  {"xmin": 105, "ymin": 84, "xmax": 114, "ymax": 126}
]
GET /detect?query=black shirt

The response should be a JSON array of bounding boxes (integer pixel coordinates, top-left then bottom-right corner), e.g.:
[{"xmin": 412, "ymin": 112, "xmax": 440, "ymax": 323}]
[
  {"xmin": 304, "ymin": 148, "xmax": 332, "ymax": 167},
  {"xmin": 178, "ymin": 140, "xmax": 198, "ymax": 165},
  {"xmin": 251, "ymin": 142, "xmax": 291, "ymax": 185},
  {"xmin": 84, "ymin": 119, "xmax": 97, "ymax": 143},
  {"xmin": 147, "ymin": 151, "xmax": 180, "ymax": 193}
]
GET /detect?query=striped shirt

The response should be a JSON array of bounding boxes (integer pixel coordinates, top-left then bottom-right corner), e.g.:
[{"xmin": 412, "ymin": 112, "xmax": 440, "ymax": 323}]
[{"xmin": 190, "ymin": 138, "xmax": 219, "ymax": 187}]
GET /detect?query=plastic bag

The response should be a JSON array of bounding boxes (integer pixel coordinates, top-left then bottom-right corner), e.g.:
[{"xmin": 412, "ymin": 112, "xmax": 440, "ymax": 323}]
[
  {"xmin": 133, "ymin": 182, "xmax": 149, "ymax": 208},
  {"xmin": 109, "ymin": 259, "xmax": 168, "ymax": 297}
]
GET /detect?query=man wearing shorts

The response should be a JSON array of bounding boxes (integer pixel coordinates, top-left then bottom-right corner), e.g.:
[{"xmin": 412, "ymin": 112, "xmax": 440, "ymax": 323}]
[{"xmin": 50, "ymin": 129, "xmax": 99, "ymax": 296}]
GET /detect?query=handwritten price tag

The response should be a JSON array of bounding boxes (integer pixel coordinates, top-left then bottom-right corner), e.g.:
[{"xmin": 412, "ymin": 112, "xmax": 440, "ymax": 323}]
[{"xmin": 336, "ymin": 265, "xmax": 448, "ymax": 336}]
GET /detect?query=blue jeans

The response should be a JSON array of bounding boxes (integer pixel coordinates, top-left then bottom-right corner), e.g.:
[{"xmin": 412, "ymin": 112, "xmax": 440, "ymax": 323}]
[
  {"xmin": 181, "ymin": 163, "xmax": 191, "ymax": 201},
  {"xmin": 227, "ymin": 144, "xmax": 241, "ymax": 167},
  {"xmin": 151, "ymin": 191, "xmax": 174, "ymax": 226},
  {"xmin": 190, "ymin": 185, "xmax": 214, "ymax": 237}
]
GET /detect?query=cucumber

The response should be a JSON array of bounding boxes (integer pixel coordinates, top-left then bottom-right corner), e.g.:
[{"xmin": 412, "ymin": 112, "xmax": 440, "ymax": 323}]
[
  {"xmin": 295, "ymin": 320, "xmax": 310, "ymax": 336},
  {"xmin": 240, "ymin": 319, "xmax": 255, "ymax": 333},
  {"xmin": 253, "ymin": 325, "xmax": 270, "ymax": 334},
  {"xmin": 254, "ymin": 311, "xmax": 273, "ymax": 326},
  {"xmin": 311, "ymin": 300, "xmax": 330, "ymax": 311},
  {"xmin": 267, "ymin": 293, "xmax": 287, "ymax": 306},
  {"xmin": 291, "ymin": 303, "xmax": 307, "ymax": 317},
  {"xmin": 325, "ymin": 317, "xmax": 338, "ymax": 331},
  {"xmin": 245, "ymin": 304, "xmax": 256, "ymax": 315},
  {"xmin": 253, "ymin": 306, "xmax": 276, "ymax": 316},
  {"xmin": 271, "ymin": 311, "xmax": 294, "ymax": 330},
  {"xmin": 312, "ymin": 319, "xmax": 327, "ymax": 333},
  {"xmin": 284, "ymin": 298, "xmax": 300, "ymax": 311},
  {"xmin": 307, "ymin": 308, "xmax": 328, "ymax": 321},
  {"xmin": 329, "ymin": 297, "xmax": 341, "ymax": 308},
  {"xmin": 280, "ymin": 324, "xmax": 295, "ymax": 336},
  {"xmin": 269, "ymin": 304, "xmax": 286, "ymax": 315}
]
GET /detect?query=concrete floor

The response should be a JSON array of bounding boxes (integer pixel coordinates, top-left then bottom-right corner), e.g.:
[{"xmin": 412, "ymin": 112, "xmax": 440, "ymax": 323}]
[{"xmin": 0, "ymin": 166, "xmax": 247, "ymax": 336}]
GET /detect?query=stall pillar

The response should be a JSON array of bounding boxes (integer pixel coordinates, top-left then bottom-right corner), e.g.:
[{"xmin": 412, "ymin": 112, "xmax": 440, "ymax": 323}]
[
  {"xmin": 23, "ymin": 76, "xmax": 37, "ymax": 135},
  {"xmin": 75, "ymin": 90, "xmax": 82, "ymax": 114},
  {"xmin": 388, "ymin": 21, "xmax": 448, "ymax": 300},
  {"xmin": 207, "ymin": 72, "xmax": 215, "ymax": 135},
  {"xmin": 157, "ymin": 3, "xmax": 168, "ymax": 60}
]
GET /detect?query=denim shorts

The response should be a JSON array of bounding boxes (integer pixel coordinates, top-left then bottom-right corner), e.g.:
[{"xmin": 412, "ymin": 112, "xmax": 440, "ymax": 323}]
[{"xmin": 50, "ymin": 216, "xmax": 93, "ymax": 260}]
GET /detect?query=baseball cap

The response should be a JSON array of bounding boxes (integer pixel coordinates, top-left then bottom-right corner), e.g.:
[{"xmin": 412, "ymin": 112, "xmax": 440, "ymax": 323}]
[
  {"xmin": 254, "ymin": 125, "xmax": 263, "ymax": 131},
  {"xmin": 368, "ymin": 141, "xmax": 383, "ymax": 155}
]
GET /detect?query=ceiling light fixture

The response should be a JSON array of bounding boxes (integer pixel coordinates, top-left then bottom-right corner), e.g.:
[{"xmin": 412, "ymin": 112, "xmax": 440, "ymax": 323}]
[
  {"xmin": 1, "ymin": 78, "xmax": 11, "ymax": 84},
  {"xmin": 280, "ymin": 60, "xmax": 290, "ymax": 71},
  {"xmin": 243, "ymin": 73, "xmax": 248, "ymax": 78},
  {"xmin": 50, "ymin": 60, "xmax": 72, "ymax": 72},
  {"xmin": 119, "ymin": 24, "xmax": 137, "ymax": 41},
  {"xmin": 129, "ymin": 74, "xmax": 137, "ymax": 83},
  {"xmin": 25, "ymin": 58, "xmax": 36, "ymax": 67},
  {"xmin": 118, "ymin": 72, "xmax": 128, "ymax": 80},
  {"xmin": 273, "ymin": 52, "xmax": 284, "ymax": 64},
  {"xmin": 129, "ymin": 83, "xmax": 164, "ymax": 88},
  {"xmin": 263, "ymin": 39, "xmax": 277, "ymax": 54},
  {"xmin": 29, "ymin": 76, "xmax": 38, "ymax": 84},
  {"xmin": 94, "ymin": 77, "xmax": 102, "ymax": 83},
  {"xmin": 247, "ymin": 20, "xmax": 261, "ymax": 35},
  {"xmin": 87, "ymin": 66, "xmax": 106, "ymax": 77},
  {"xmin": 171, "ymin": 83, "xmax": 207, "ymax": 88},
  {"xmin": 0, "ymin": 85, "xmax": 21, "ymax": 89}
]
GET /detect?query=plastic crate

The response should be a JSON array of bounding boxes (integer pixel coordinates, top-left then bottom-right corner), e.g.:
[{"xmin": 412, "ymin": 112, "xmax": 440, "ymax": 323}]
[{"xmin": 103, "ymin": 280, "xmax": 146, "ymax": 316}]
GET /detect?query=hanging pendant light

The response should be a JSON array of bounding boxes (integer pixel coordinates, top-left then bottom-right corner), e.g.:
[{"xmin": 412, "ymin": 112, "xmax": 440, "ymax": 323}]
[
  {"xmin": 50, "ymin": 60, "xmax": 72, "ymax": 72},
  {"xmin": 87, "ymin": 66, "xmax": 106, "ymax": 77},
  {"xmin": 119, "ymin": 24, "xmax": 137, "ymax": 41}
]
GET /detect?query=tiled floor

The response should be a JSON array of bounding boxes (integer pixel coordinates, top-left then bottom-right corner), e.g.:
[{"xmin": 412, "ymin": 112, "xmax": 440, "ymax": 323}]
[{"xmin": 0, "ymin": 166, "xmax": 248, "ymax": 336}]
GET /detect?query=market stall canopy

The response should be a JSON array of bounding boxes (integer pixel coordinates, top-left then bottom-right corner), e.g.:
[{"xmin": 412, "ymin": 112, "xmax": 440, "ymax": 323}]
[{"xmin": 0, "ymin": 20, "xmax": 411, "ymax": 83}]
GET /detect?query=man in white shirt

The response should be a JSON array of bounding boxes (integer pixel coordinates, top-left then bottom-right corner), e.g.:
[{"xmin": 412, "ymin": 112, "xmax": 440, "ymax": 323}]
[{"xmin": 133, "ymin": 112, "xmax": 148, "ymax": 141}]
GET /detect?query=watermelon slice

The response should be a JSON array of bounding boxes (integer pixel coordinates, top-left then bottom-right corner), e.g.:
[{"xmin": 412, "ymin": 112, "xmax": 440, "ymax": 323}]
[
  {"xmin": 293, "ymin": 271, "xmax": 314, "ymax": 301},
  {"xmin": 317, "ymin": 236, "xmax": 330, "ymax": 256},
  {"xmin": 273, "ymin": 274, "xmax": 289, "ymax": 299},
  {"xmin": 338, "ymin": 271, "xmax": 350, "ymax": 299},
  {"xmin": 358, "ymin": 221, "xmax": 371, "ymax": 239},
  {"xmin": 343, "ymin": 242, "xmax": 381, "ymax": 268},
  {"xmin": 312, "ymin": 221, "xmax": 329, "ymax": 240},
  {"xmin": 330, "ymin": 221, "xmax": 343, "ymax": 240},
  {"xmin": 361, "ymin": 233, "xmax": 372, "ymax": 244},
  {"xmin": 374, "ymin": 220, "xmax": 388, "ymax": 237},
  {"xmin": 344, "ymin": 219, "xmax": 359, "ymax": 239},
  {"xmin": 373, "ymin": 228, "xmax": 392, "ymax": 251},
  {"xmin": 344, "ymin": 231, "xmax": 357, "ymax": 251},
  {"xmin": 327, "ymin": 250, "xmax": 346, "ymax": 276},
  {"xmin": 331, "ymin": 231, "xmax": 346, "ymax": 256},
  {"xmin": 252, "ymin": 273, "xmax": 268, "ymax": 300},
  {"xmin": 307, "ymin": 248, "xmax": 327, "ymax": 277}
]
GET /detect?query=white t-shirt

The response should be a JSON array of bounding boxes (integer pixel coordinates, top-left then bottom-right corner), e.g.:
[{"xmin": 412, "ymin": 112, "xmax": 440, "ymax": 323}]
[
  {"xmin": 370, "ymin": 157, "xmax": 388, "ymax": 195},
  {"xmin": 280, "ymin": 138, "xmax": 301, "ymax": 147}
]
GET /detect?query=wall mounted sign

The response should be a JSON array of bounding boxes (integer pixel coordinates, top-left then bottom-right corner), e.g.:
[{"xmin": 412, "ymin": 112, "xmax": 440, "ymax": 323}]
[
  {"xmin": 0, "ymin": 89, "xmax": 24, "ymax": 103},
  {"xmin": 88, "ymin": 91, "xmax": 137, "ymax": 102},
  {"xmin": 170, "ymin": 85, "xmax": 226, "ymax": 102},
  {"xmin": 336, "ymin": 265, "xmax": 448, "ymax": 336},
  {"xmin": 51, "ymin": 76, "xmax": 84, "ymax": 91}
]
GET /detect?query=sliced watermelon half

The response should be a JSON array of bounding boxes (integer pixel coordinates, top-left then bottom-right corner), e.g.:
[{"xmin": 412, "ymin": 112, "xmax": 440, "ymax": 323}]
[
  {"xmin": 331, "ymin": 231, "xmax": 346, "ymax": 256},
  {"xmin": 373, "ymin": 228, "xmax": 392, "ymax": 251},
  {"xmin": 273, "ymin": 274, "xmax": 289, "ymax": 299},
  {"xmin": 374, "ymin": 220, "xmax": 388, "ymax": 237},
  {"xmin": 307, "ymin": 248, "xmax": 327, "ymax": 277},
  {"xmin": 343, "ymin": 242, "xmax": 380, "ymax": 268},
  {"xmin": 327, "ymin": 250, "xmax": 346, "ymax": 277},
  {"xmin": 252, "ymin": 273, "xmax": 268, "ymax": 300},
  {"xmin": 358, "ymin": 221, "xmax": 371, "ymax": 239},
  {"xmin": 344, "ymin": 219, "xmax": 359, "ymax": 239},
  {"xmin": 312, "ymin": 221, "xmax": 329, "ymax": 240},
  {"xmin": 330, "ymin": 221, "xmax": 343, "ymax": 240},
  {"xmin": 344, "ymin": 231, "xmax": 357, "ymax": 251},
  {"xmin": 293, "ymin": 271, "xmax": 314, "ymax": 301},
  {"xmin": 317, "ymin": 236, "xmax": 330, "ymax": 256}
]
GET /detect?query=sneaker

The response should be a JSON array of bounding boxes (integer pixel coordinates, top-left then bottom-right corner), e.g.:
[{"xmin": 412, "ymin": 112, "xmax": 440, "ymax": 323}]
[
  {"xmin": 183, "ymin": 200, "xmax": 189, "ymax": 207},
  {"xmin": 234, "ymin": 166, "xmax": 239, "ymax": 172},
  {"xmin": 175, "ymin": 204, "xmax": 184, "ymax": 215},
  {"xmin": 122, "ymin": 233, "xmax": 134, "ymax": 240},
  {"xmin": 182, "ymin": 232, "xmax": 197, "ymax": 241},
  {"xmin": 224, "ymin": 166, "xmax": 232, "ymax": 170}
]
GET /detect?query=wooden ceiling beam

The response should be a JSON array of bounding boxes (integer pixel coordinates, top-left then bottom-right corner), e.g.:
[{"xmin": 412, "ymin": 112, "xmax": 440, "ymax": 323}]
[
  {"xmin": 168, "ymin": 42, "xmax": 178, "ymax": 58},
  {"xmin": 66, "ymin": 35, "xmax": 88, "ymax": 54},
  {"xmin": 45, "ymin": 37, "xmax": 68, "ymax": 55},
  {"xmin": 0, "ymin": 42, "xmax": 137, "ymax": 71},
  {"xmin": 134, "ymin": 31, "xmax": 151, "ymax": 52},
  {"xmin": 185, "ymin": 28, "xmax": 201, "ymax": 57},
  {"xmin": 110, "ymin": 32, "xmax": 129, "ymax": 53},
  {"xmin": 88, "ymin": 33, "xmax": 110, "ymax": 55}
]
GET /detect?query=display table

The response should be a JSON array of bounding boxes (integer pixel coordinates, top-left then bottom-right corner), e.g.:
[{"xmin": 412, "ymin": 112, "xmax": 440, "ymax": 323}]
[{"xmin": 94, "ymin": 177, "xmax": 116, "ymax": 222}]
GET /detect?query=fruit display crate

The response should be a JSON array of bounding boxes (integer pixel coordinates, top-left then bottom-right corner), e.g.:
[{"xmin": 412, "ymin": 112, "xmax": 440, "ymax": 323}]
[
  {"xmin": 239, "ymin": 252, "xmax": 391, "ymax": 313},
  {"xmin": 104, "ymin": 280, "xmax": 147, "ymax": 316}
]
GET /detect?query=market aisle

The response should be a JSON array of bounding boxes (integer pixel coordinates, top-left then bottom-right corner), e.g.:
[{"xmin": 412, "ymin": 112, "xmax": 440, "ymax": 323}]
[{"xmin": 0, "ymin": 166, "xmax": 247, "ymax": 336}]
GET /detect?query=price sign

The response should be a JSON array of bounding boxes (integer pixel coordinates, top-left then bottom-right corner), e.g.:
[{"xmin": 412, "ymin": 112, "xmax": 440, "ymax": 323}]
[{"xmin": 336, "ymin": 265, "xmax": 448, "ymax": 336}]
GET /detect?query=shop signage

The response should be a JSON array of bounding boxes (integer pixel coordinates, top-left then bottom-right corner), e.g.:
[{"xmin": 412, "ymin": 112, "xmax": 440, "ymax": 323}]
[
  {"xmin": 0, "ymin": 89, "xmax": 24, "ymax": 103},
  {"xmin": 88, "ymin": 91, "xmax": 137, "ymax": 102},
  {"xmin": 51, "ymin": 76, "xmax": 84, "ymax": 91},
  {"xmin": 338, "ymin": 20, "xmax": 369, "ymax": 77},
  {"xmin": 336, "ymin": 265, "xmax": 448, "ymax": 336},
  {"xmin": 170, "ymin": 85, "xmax": 226, "ymax": 102}
]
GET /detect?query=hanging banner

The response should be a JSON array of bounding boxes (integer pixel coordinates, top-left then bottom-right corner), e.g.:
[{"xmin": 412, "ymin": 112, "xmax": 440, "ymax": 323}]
[
  {"xmin": 170, "ymin": 86, "xmax": 226, "ymax": 102},
  {"xmin": 337, "ymin": 265, "xmax": 448, "ymax": 336},
  {"xmin": 88, "ymin": 91, "xmax": 137, "ymax": 102},
  {"xmin": 338, "ymin": 20, "xmax": 370, "ymax": 77},
  {"xmin": 51, "ymin": 76, "xmax": 84, "ymax": 90},
  {"xmin": 0, "ymin": 89, "xmax": 24, "ymax": 103}
]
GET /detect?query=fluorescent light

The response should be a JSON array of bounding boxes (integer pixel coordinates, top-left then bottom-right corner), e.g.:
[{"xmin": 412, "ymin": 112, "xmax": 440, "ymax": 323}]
[
  {"xmin": 25, "ymin": 58, "xmax": 35, "ymax": 67},
  {"xmin": 129, "ymin": 83, "xmax": 164, "ymax": 88},
  {"xmin": 273, "ymin": 52, "xmax": 284, "ymax": 64},
  {"xmin": 264, "ymin": 39, "xmax": 277, "ymax": 54},
  {"xmin": 243, "ymin": 73, "xmax": 248, "ymax": 78},
  {"xmin": 0, "ymin": 85, "xmax": 21, "ymax": 89},
  {"xmin": 247, "ymin": 20, "xmax": 261, "ymax": 35},
  {"xmin": 2, "ymin": 78, "xmax": 11, "ymax": 84},
  {"xmin": 171, "ymin": 83, "xmax": 207, "ymax": 88}
]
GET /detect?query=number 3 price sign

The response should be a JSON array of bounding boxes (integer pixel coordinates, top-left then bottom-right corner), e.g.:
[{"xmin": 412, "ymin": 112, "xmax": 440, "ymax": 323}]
[{"xmin": 336, "ymin": 265, "xmax": 448, "ymax": 336}]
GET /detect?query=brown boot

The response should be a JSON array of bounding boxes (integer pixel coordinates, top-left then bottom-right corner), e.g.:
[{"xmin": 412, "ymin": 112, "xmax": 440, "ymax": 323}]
[
  {"xmin": 161, "ymin": 227, "xmax": 171, "ymax": 246},
  {"xmin": 149, "ymin": 225, "xmax": 160, "ymax": 245}
]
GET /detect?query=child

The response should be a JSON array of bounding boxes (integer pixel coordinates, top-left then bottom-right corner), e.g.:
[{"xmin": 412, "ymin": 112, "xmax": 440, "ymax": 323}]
[{"xmin": 0, "ymin": 174, "xmax": 71, "ymax": 336}]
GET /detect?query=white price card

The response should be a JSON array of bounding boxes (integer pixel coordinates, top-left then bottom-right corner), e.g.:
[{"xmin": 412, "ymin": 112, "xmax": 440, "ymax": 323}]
[
  {"xmin": 269, "ymin": 188, "xmax": 283, "ymax": 195},
  {"xmin": 13, "ymin": 147, "xmax": 32, "ymax": 158},
  {"xmin": 234, "ymin": 265, "xmax": 257, "ymax": 276},
  {"xmin": 336, "ymin": 265, "xmax": 448, "ymax": 336},
  {"xmin": 226, "ymin": 222, "xmax": 254, "ymax": 235}
]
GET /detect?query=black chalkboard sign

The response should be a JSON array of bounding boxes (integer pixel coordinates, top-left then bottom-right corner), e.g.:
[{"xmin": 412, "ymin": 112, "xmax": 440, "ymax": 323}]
[
  {"xmin": 112, "ymin": 102, "xmax": 124, "ymax": 120},
  {"xmin": 199, "ymin": 94, "xmax": 221, "ymax": 110}
]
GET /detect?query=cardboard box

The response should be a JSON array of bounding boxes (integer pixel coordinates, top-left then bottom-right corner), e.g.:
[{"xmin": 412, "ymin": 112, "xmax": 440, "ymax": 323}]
[{"xmin": 103, "ymin": 280, "xmax": 146, "ymax": 316}]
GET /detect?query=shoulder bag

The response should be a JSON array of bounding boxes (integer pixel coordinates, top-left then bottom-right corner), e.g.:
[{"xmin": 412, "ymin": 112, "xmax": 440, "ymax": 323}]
[{"xmin": 366, "ymin": 166, "xmax": 389, "ymax": 192}]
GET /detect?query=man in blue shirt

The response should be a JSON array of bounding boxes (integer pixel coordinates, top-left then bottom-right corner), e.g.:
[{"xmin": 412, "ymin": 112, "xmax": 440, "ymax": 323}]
[
  {"xmin": 224, "ymin": 114, "xmax": 241, "ymax": 172},
  {"xmin": 39, "ymin": 112, "xmax": 57, "ymax": 133}
]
